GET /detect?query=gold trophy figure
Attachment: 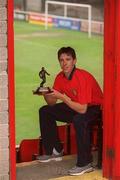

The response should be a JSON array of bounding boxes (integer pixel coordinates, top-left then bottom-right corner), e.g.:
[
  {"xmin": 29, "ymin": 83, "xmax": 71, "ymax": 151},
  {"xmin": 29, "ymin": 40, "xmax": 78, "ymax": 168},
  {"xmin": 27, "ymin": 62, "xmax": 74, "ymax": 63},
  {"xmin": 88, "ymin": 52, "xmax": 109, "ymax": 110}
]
[{"xmin": 33, "ymin": 67, "xmax": 52, "ymax": 95}]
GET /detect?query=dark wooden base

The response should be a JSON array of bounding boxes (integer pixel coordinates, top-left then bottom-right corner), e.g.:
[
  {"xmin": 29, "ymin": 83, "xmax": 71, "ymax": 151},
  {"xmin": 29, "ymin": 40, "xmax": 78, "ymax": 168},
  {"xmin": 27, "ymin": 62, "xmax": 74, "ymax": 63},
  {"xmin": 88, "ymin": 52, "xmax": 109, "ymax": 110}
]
[{"xmin": 32, "ymin": 87, "xmax": 53, "ymax": 95}]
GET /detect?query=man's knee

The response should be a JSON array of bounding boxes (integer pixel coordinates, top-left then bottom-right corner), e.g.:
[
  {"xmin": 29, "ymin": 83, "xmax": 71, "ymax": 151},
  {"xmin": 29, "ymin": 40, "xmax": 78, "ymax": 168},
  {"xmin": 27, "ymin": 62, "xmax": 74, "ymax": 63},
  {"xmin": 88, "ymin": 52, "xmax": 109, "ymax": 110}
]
[
  {"xmin": 39, "ymin": 105, "xmax": 50, "ymax": 115},
  {"xmin": 72, "ymin": 114, "xmax": 86, "ymax": 127}
]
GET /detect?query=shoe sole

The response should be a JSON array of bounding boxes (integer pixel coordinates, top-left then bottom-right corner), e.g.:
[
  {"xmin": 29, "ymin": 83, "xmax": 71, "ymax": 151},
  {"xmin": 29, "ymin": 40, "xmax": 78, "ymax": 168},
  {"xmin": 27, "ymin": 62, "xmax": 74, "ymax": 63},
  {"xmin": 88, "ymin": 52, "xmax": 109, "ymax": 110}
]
[
  {"xmin": 37, "ymin": 157, "xmax": 62, "ymax": 163},
  {"xmin": 69, "ymin": 167, "xmax": 94, "ymax": 176}
]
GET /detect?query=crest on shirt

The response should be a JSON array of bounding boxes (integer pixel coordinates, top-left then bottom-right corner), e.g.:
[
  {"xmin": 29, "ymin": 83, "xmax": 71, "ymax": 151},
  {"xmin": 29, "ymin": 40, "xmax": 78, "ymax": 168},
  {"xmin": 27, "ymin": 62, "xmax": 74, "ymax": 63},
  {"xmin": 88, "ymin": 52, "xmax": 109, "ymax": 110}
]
[{"xmin": 71, "ymin": 88, "xmax": 77, "ymax": 96}]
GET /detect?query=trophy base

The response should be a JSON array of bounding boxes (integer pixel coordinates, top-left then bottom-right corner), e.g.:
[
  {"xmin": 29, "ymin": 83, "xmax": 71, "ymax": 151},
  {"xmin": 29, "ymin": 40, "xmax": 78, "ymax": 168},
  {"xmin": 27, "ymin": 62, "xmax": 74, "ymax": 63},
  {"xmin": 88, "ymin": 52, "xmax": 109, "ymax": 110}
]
[{"xmin": 33, "ymin": 87, "xmax": 52, "ymax": 95}]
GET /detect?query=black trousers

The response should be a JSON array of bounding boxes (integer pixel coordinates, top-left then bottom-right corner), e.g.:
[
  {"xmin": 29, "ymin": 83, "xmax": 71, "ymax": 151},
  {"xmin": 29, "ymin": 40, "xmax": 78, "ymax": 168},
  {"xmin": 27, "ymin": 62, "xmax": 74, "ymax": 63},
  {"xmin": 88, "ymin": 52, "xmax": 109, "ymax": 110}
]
[{"xmin": 39, "ymin": 102, "xmax": 101, "ymax": 167}]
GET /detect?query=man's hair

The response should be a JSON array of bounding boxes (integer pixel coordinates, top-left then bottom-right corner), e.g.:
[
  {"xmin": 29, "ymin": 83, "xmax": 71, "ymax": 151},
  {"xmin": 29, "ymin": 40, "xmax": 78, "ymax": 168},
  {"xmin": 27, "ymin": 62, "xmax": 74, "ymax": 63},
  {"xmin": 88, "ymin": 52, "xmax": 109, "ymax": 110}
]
[{"xmin": 57, "ymin": 47, "xmax": 76, "ymax": 60}]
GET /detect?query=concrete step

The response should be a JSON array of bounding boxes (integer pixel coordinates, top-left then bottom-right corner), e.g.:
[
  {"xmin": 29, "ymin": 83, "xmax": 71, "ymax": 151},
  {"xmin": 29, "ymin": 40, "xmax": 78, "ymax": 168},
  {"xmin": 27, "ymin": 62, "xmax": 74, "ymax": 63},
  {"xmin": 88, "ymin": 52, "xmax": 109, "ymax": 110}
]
[{"xmin": 16, "ymin": 154, "xmax": 106, "ymax": 180}]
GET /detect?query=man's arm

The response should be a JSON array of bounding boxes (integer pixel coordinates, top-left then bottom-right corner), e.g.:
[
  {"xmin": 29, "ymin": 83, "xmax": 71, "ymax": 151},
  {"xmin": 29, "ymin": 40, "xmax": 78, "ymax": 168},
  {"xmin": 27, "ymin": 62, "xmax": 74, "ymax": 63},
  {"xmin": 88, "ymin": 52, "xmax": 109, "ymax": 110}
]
[
  {"xmin": 43, "ymin": 93, "xmax": 57, "ymax": 106},
  {"xmin": 46, "ymin": 89, "xmax": 87, "ymax": 113},
  {"xmin": 45, "ymin": 71, "xmax": 50, "ymax": 76},
  {"xmin": 62, "ymin": 94, "xmax": 87, "ymax": 113}
]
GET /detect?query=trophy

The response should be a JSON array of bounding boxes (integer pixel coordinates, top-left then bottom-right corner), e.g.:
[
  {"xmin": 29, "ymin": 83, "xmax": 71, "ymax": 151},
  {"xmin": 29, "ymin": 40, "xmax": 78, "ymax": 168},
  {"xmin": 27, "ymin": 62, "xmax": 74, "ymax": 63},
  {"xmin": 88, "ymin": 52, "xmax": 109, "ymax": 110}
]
[{"xmin": 33, "ymin": 67, "xmax": 52, "ymax": 95}]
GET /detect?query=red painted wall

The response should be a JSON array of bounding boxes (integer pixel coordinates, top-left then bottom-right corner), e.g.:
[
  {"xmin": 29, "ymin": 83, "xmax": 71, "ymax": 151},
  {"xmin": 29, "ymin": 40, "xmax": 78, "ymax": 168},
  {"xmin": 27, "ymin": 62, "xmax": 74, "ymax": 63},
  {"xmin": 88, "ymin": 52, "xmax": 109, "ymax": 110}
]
[
  {"xmin": 103, "ymin": 0, "xmax": 120, "ymax": 179},
  {"xmin": 8, "ymin": 0, "xmax": 16, "ymax": 179}
]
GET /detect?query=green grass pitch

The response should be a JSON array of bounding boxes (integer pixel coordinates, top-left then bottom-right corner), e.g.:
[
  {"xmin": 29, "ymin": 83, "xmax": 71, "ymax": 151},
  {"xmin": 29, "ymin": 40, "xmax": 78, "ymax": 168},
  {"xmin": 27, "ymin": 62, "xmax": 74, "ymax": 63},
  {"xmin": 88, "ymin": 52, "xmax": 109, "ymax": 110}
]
[{"xmin": 14, "ymin": 20, "xmax": 103, "ymax": 144}]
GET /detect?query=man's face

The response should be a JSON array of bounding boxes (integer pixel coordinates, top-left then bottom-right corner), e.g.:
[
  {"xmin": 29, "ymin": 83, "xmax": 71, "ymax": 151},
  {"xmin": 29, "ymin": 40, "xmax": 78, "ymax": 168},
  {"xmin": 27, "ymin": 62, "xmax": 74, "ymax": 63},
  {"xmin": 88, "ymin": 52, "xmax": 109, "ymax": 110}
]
[{"xmin": 59, "ymin": 53, "xmax": 76, "ymax": 76}]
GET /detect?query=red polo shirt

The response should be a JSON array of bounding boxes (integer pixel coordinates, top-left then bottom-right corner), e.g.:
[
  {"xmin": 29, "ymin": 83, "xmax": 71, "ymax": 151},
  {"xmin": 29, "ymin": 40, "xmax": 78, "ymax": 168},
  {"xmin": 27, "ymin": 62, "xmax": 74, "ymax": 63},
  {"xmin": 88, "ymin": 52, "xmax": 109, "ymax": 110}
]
[{"xmin": 53, "ymin": 68, "xmax": 103, "ymax": 105}]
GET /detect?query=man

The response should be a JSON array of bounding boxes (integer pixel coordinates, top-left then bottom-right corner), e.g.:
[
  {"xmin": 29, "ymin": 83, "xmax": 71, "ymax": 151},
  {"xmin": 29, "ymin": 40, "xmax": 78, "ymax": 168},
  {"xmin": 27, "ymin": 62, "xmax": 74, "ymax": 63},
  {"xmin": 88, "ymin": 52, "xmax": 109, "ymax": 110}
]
[{"xmin": 37, "ymin": 47, "xmax": 103, "ymax": 176}]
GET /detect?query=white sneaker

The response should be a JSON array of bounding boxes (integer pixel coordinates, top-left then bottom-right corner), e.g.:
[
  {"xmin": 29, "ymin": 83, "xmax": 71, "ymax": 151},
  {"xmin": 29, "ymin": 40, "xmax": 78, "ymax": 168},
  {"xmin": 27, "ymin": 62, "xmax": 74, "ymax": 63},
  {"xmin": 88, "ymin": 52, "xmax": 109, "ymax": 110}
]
[{"xmin": 36, "ymin": 151, "xmax": 63, "ymax": 163}]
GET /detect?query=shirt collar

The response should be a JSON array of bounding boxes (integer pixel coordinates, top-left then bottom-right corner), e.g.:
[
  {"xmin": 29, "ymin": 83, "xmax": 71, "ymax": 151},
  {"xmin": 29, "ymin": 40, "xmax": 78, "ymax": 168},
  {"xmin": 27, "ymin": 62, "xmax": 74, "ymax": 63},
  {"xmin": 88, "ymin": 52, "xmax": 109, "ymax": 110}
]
[{"xmin": 63, "ymin": 66, "xmax": 76, "ymax": 80}]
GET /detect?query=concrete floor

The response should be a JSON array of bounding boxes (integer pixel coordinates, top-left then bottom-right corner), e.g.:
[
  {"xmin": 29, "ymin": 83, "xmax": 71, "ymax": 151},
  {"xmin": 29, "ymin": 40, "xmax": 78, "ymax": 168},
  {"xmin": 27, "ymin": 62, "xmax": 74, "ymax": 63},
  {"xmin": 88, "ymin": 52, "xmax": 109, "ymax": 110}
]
[{"xmin": 16, "ymin": 154, "xmax": 107, "ymax": 180}]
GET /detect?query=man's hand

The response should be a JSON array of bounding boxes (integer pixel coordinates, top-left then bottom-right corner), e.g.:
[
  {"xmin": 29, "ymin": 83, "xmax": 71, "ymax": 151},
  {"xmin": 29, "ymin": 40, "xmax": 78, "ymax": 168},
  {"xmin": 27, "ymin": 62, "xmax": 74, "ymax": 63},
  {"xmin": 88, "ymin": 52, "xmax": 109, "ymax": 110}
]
[{"xmin": 46, "ymin": 89, "xmax": 64, "ymax": 100}]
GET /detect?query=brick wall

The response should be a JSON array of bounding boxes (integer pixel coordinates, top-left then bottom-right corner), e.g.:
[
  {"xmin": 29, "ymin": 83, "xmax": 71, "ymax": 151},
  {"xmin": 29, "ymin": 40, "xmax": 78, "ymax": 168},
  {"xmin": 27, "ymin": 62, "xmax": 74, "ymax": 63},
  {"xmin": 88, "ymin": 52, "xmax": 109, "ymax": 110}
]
[{"xmin": 0, "ymin": 0, "xmax": 9, "ymax": 180}]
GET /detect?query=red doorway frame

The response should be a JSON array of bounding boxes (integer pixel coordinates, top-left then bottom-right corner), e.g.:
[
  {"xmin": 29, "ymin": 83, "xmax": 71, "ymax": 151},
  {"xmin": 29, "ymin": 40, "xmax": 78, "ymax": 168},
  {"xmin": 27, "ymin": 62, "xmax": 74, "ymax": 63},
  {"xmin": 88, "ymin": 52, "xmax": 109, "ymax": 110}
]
[
  {"xmin": 8, "ymin": 0, "xmax": 105, "ymax": 179},
  {"xmin": 8, "ymin": 0, "xmax": 16, "ymax": 179}
]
